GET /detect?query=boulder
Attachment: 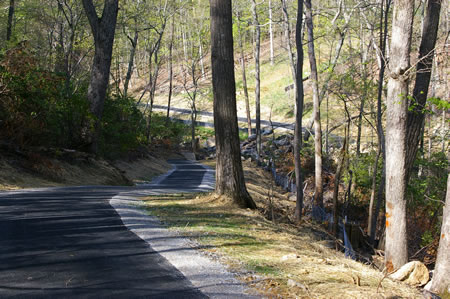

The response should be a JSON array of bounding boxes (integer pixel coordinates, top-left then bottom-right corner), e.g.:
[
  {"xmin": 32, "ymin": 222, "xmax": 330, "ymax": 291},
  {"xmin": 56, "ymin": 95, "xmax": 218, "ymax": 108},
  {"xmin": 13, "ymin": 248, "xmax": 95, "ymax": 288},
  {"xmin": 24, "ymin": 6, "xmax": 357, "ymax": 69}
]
[
  {"xmin": 389, "ymin": 261, "xmax": 429, "ymax": 286},
  {"xmin": 262, "ymin": 128, "xmax": 273, "ymax": 136},
  {"xmin": 248, "ymin": 134, "xmax": 257, "ymax": 142}
]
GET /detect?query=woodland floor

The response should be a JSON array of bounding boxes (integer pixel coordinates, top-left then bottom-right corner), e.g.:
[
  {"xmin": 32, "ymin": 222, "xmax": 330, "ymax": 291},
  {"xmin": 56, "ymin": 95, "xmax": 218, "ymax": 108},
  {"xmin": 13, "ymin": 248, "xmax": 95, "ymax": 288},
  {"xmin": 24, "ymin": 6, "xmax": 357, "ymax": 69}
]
[{"xmin": 0, "ymin": 145, "xmax": 177, "ymax": 190}]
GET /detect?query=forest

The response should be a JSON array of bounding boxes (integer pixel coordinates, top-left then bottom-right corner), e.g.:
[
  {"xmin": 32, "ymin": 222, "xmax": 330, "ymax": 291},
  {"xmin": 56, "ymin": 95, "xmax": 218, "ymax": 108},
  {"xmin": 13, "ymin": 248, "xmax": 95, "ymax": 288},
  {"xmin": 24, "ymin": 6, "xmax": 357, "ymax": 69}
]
[{"xmin": 0, "ymin": 0, "xmax": 449, "ymax": 297}]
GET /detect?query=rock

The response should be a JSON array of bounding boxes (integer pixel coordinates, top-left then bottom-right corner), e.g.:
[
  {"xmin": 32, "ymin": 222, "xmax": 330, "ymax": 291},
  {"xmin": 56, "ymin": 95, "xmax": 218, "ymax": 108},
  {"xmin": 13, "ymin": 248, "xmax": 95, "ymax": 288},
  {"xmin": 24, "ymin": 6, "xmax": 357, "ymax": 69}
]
[
  {"xmin": 274, "ymin": 138, "xmax": 290, "ymax": 147},
  {"xmin": 281, "ymin": 253, "xmax": 299, "ymax": 261},
  {"xmin": 262, "ymin": 128, "xmax": 273, "ymax": 136},
  {"xmin": 389, "ymin": 261, "xmax": 429, "ymax": 286},
  {"xmin": 287, "ymin": 279, "xmax": 307, "ymax": 291},
  {"xmin": 248, "ymin": 134, "xmax": 257, "ymax": 142}
]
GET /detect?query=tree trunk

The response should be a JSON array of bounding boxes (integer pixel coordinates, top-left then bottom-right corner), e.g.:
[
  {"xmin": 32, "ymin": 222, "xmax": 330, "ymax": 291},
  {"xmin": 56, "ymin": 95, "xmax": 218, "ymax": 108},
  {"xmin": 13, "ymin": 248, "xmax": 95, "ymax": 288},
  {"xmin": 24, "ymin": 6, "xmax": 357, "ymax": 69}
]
[
  {"xmin": 268, "ymin": 0, "xmax": 274, "ymax": 65},
  {"xmin": 82, "ymin": 0, "xmax": 119, "ymax": 154},
  {"xmin": 430, "ymin": 174, "xmax": 450, "ymax": 294},
  {"xmin": 282, "ymin": 0, "xmax": 297, "ymax": 97},
  {"xmin": 303, "ymin": 25, "xmax": 349, "ymax": 141},
  {"xmin": 124, "ymin": 30, "xmax": 138, "ymax": 98},
  {"xmin": 305, "ymin": 0, "xmax": 323, "ymax": 207},
  {"xmin": 251, "ymin": 0, "xmax": 262, "ymax": 159},
  {"xmin": 333, "ymin": 135, "xmax": 347, "ymax": 236},
  {"xmin": 6, "ymin": 0, "xmax": 14, "ymax": 41},
  {"xmin": 199, "ymin": 39, "xmax": 206, "ymax": 79},
  {"xmin": 166, "ymin": 16, "xmax": 174, "ymax": 123},
  {"xmin": 191, "ymin": 97, "xmax": 197, "ymax": 152},
  {"xmin": 237, "ymin": 12, "xmax": 252, "ymax": 136},
  {"xmin": 369, "ymin": 0, "xmax": 391, "ymax": 246},
  {"xmin": 210, "ymin": 0, "xmax": 256, "ymax": 209},
  {"xmin": 384, "ymin": 0, "xmax": 414, "ymax": 272},
  {"xmin": 405, "ymin": 0, "xmax": 442, "ymax": 176},
  {"xmin": 293, "ymin": 0, "xmax": 304, "ymax": 222},
  {"xmin": 368, "ymin": 145, "xmax": 381, "ymax": 240}
]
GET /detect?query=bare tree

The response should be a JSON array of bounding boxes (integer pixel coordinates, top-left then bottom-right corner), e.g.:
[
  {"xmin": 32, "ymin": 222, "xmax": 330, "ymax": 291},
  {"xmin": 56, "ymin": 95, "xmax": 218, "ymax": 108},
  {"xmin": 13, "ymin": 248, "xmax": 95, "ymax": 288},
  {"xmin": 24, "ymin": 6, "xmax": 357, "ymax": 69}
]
[
  {"xmin": 166, "ymin": 15, "xmax": 175, "ymax": 122},
  {"xmin": 293, "ymin": 0, "xmax": 304, "ymax": 222},
  {"xmin": 210, "ymin": 0, "xmax": 256, "ymax": 209},
  {"xmin": 305, "ymin": 0, "xmax": 323, "ymax": 207},
  {"xmin": 368, "ymin": 0, "xmax": 391, "ymax": 246},
  {"xmin": 268, "ymin": 0, "xmax": 274, "ymax": 65},
  {"xmin": 251, "ymin": 0, "xmax": 262, "ymax": 159},
  {"xmin": 384, "ymin": 0, "xmax": 415, "ymax": 272},
  {"xmin": 82, "ymin": 0, "xmax": 119, "ymax": 154},
  {"xmin": 235, "ymin": 10, "xmax": 252, "ymax": 136}
]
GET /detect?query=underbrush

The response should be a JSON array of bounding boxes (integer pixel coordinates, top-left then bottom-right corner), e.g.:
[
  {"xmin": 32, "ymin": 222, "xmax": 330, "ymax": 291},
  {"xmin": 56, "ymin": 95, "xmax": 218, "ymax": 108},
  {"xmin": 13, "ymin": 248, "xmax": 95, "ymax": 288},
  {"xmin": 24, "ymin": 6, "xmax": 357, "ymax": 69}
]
[{"xmin": 0, "ymin": 44, "xmax": 189, "ymax": 159}]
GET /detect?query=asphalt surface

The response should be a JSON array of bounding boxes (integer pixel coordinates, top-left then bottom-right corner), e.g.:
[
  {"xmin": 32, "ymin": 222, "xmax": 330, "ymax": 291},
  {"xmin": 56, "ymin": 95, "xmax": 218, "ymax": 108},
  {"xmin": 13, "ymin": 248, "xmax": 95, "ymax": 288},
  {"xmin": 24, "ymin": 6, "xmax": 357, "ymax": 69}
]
[
  {"xmin": 0, "ymin": 159, "xmax": 214, "ymax": 298},
  {"xmin": 152, "ymin": 105, "xmax": 295, "ymax": 131}
]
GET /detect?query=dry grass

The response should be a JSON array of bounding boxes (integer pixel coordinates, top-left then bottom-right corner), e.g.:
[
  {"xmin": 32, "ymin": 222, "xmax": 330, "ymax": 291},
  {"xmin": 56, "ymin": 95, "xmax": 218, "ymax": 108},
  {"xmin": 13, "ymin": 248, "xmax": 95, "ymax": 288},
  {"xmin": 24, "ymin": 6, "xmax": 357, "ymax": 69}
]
[
  {"xmin": 0, "ymin": 149, "xmax": 177, "ymax": 190},
  {"xmin": 143, "ymin": 160, "xmax": 422, "ymax": 298}
]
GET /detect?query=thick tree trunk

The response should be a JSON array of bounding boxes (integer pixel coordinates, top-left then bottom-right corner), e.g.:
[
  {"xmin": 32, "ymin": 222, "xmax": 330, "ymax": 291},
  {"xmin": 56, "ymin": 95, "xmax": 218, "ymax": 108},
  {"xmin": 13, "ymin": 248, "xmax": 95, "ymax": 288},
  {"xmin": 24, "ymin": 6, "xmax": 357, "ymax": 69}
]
[
  {"xmin": 210, "ymin": 0, "xmax": 256, "ymax": 209},
  {"xmin": 405, "ymin": 0, "xmax": 441, "ymax": 176},
  {"xmin": 124, "ymin": 30, "xmax": 138, "ymax": 98},
  {"xmin": 430, "ymin": 174, "xmax": 450, "ymax": 294},
  {"xmin": 293, "ymin": 0, "xmax": 304, "ymax": 222},
  {"xmin": 6, "ymin": 0, "xmax": 14, "ymax": 41},
  {"xmin": 385, "ymin": 0, "xmax": 414, "ymax": 272},
  {"xmin": 305, "ymin": 0, "xmax": 323, "ymax": 207},
  {"xmin": 237, "ymin": 12, "xmax": 252, "ymax": 136},
  {"xmin": 251, "ymin": 0, "xmax": 262, "ymax": 158},
  {"xmin": 82, "ymin": 0, "xmax": 119, "ymax": 154}
]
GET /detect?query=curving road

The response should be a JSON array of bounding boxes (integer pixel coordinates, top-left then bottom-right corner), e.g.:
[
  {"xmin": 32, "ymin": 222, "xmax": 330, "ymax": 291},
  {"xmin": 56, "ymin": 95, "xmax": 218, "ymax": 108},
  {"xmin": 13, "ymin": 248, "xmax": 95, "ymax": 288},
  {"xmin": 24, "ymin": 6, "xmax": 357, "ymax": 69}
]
[{"xmin": 0, "ymin": 160, "xmax": 252, "ymax": 298}]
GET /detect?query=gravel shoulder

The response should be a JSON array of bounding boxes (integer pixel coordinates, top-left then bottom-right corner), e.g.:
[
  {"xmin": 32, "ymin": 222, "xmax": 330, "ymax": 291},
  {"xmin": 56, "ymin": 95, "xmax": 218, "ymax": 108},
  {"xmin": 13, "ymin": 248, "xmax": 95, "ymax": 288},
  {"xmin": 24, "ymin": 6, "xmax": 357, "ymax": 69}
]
[{"xmin": 110, "ymin": 160, "xmax": 260, "ymax": 298}]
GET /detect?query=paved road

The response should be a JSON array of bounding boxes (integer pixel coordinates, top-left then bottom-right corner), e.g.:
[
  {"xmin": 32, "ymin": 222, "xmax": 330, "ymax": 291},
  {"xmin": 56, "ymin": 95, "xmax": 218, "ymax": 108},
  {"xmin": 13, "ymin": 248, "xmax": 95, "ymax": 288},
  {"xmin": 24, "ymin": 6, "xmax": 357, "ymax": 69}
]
[
  {"xmin": 152, "ymin": 105, "xmax": 296, "ymax": 131},
  {"xmin": 0, "ymin": 160, "xmax": 214, "ymax": 298}
]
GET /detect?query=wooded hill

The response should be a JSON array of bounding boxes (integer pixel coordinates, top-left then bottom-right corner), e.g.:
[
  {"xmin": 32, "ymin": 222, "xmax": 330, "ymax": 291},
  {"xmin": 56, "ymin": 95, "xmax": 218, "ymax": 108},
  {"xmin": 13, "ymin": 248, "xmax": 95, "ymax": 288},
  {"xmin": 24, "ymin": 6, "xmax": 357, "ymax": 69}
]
[{"xmin": 0, "ymin": 0, "xmax": 449, "ymax": 296}]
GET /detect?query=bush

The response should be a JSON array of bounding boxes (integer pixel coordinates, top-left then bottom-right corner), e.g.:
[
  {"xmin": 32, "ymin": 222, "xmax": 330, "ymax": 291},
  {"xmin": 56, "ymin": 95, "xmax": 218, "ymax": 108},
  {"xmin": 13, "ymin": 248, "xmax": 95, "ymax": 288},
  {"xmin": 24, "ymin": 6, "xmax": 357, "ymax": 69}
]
[
  {"xmin": 100, "ymin": 95, "xmax": 147, "ymax": 158},
  {"xmin": 0, "ymin": 44, "xmax": 90, "ymax": 148}
]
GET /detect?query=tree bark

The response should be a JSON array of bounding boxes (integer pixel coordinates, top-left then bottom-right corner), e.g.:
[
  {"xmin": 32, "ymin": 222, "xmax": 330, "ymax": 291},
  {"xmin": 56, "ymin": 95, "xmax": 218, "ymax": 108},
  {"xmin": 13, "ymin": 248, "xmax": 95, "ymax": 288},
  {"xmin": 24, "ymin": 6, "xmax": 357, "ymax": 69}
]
[
  {"xmin": 210, "ymin": 0, "xmax": 256, "ymax": 209},
  {"xmin": 82, "ymin": 0, "xmax": 119, "ymax": 154},
  {"xmin": 236, "ymin": 12, "xmax": 252, "ymax": 136},
  {"xmin": 385, "ymin": 0, "xmax": 414, "ymax": 272},
  {"xmin": 305, "ymin": 0, "xmax": 323, "ymax": 207},
  {"xmin": 166, "ymin": 16, "xmax": 174, "ymax": 122},
  {"xmin": 293, "ymin": 0, "xmax": 304, "ymax": 222},
  {"xmin": 251, "ymin": 0, "xmax": 262, "ymax": 159},
  {"xmin": 430, "ymin": 174, "xmax": 450, "ymax": 294},
  {"xmin": 6, "ymin": 0, "xmax": 14, "ymax": 41},
  {"xmin": 405, "ymin": 0, "xmax": 442, "ymax": 176}
]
